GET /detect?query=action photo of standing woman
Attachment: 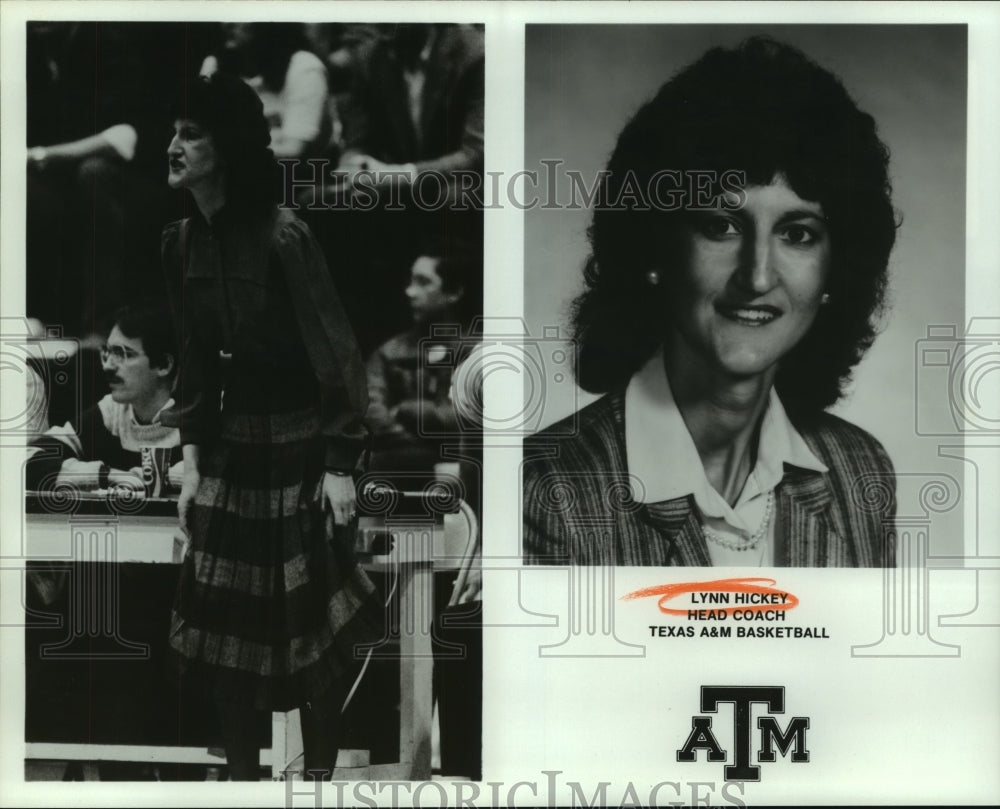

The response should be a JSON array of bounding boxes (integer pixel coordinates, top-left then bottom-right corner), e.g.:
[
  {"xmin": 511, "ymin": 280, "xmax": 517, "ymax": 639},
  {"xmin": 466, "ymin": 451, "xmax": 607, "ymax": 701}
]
[{"xmin": 162, "ymin": 73, "xmax": 380, "ymax": 779}]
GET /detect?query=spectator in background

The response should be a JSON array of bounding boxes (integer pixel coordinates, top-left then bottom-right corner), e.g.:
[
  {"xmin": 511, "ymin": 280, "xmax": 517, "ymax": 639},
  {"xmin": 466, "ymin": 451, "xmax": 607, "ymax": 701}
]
[
  {"xmin": 337, "ymin": 23, "xmax": 485, "ymax": 191},
  {"xmin": 27, "ymin": 22, "xmax": 143, "ymax": 340},
  {"xmin": 297, "ymin": 23, "xmax": 485, "ymax": 356},
  {"xmin": 26, "ymin": 22, "xmax": 211, "ymax": 340},
  {"xmin": 201, "ymin": 23, "xmax": 333, "ymax": 160},
  {"xmin": 365, "ymin": 249, "xmax": 483, "ymax": 780},
  {"xmin": 26, "ymin": 22, "xmax": 212, "ymax": 338},
  {"xmin": 26, "ymin": 299, "xmax": 181, "ymax": 496},
  {"xmin": 303, "ymin": 23, "xmax": 385, "ymax": 144},
  {"xmin": 22, "ymin": 300, "xmax": 201, "ymax": 782},
  {"xmin": 365, "ymin": 254, "xmax": 477, "ymax": 477},
  {"xmin": 25, "ymin": 298, "xmax": 181, "ymax": 653},
  {"xmin": 304, "ymin": 23, "xmax": 384, "ymax": 85}
]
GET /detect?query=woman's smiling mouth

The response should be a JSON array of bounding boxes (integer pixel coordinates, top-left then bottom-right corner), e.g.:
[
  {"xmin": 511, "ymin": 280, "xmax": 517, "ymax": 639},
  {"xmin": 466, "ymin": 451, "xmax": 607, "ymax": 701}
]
[{"xmin": 715, "ymin": 302, "xmax": 781, "ymax": 326}]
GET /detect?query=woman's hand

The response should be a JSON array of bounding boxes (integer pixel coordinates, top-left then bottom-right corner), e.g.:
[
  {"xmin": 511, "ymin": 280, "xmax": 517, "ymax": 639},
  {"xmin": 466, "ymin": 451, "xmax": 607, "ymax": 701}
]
[
  {"xmin": 167, "ymin": 461, "xmax": 185, "ymax": 489},
  {"xmin": 177, "ymin": 469, "xmax": 200, "ymax": 539},
  {"xmin": 321, "ymin": 472, "xmax": 357, "ymax": 528},
  {"xmin": 177, "ymin": 445, "xmax": 202, "ymax": 540},
  {"xmin": 452, "ymin": 567, "xmax": 482, "ymax": 605}
]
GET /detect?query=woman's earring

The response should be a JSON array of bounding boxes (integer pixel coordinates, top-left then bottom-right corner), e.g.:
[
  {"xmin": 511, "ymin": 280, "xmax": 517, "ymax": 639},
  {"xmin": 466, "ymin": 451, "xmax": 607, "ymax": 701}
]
[
  {"xmin": 645, "ymin": 270, "xmax": 661, "ymax": 286},
  {"xmin": 821, "ymin": 293, "xmax": 831, "ymax": 305}
]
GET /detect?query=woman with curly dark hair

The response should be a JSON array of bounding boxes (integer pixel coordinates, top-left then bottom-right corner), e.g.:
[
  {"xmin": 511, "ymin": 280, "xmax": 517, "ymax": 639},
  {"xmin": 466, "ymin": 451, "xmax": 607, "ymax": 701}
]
[
  {"xmin": 161, "ymin": 73, "xmax": 379, "ymax": 778},
  {"xmin": 523, "ymin": 37, "xmax": 898, "ymax": 567}
]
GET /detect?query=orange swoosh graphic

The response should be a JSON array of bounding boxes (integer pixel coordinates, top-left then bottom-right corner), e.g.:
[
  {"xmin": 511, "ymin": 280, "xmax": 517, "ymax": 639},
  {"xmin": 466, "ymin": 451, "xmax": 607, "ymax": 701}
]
[{"xmin": 622, "ymin": 577, "xmax": 799, "ymax": 616}]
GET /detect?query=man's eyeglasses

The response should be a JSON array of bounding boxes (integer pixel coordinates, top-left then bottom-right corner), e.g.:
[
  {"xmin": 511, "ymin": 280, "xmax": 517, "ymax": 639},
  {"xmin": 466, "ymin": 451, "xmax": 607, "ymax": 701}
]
[{"xmin": 100, "ymin": 344, "xmax": 145, "ymax": 363}]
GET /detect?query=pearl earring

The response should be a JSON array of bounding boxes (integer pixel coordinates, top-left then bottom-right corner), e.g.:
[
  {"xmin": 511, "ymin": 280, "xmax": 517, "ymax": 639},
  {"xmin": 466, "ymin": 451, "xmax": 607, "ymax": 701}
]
[
  {"xmin": 645, "ymin": 270, "xmax": 661, "ymax": 286},
  {"xmin": 821, "ymin": 293, "xmax": 831, "ymax": 305}
]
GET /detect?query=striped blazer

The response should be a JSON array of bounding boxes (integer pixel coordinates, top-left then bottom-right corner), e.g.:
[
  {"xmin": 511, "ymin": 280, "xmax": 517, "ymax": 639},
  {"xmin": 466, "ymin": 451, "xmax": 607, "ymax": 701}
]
[{"xmin": 522, "ymin": 391, "xmax": 896, "ymax": 567}]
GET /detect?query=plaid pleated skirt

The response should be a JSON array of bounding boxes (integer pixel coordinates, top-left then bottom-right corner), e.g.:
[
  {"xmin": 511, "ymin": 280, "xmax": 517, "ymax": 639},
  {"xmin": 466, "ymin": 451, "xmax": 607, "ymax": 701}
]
[{"xmin": 169, "ymin": 408, "xmax": 381, "ymax": 712}]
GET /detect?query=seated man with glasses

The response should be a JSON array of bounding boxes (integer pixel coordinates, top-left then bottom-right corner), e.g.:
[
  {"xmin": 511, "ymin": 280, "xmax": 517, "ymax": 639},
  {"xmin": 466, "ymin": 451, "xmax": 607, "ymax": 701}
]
[
  {"xmin": 24, "ymin": 299, "xmax": 199, "ymax": 779},
  {"xmin": 27, "ymin": 299, "xmax": 181, "ymax": 495}
]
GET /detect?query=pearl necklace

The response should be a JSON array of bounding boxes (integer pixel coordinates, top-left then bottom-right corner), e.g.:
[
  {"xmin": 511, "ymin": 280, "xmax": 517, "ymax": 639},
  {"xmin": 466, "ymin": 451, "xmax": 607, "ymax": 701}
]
[{"xmin": 701, "ymin": 490, "xmax": 775, "ymax": 552}]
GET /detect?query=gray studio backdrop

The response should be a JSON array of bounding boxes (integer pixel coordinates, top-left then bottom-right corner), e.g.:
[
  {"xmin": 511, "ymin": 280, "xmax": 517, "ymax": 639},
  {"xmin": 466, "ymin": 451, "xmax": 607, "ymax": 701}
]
[{"xmin": 524, "ymin": 24, "xmax": 967, "ymax": 556}]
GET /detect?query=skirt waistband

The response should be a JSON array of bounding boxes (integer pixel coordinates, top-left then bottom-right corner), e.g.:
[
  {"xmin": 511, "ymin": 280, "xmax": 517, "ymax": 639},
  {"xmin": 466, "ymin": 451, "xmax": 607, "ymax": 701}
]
[{"xmin": 219, "ymin": 407, "xmax": 322, "ymax": 445}]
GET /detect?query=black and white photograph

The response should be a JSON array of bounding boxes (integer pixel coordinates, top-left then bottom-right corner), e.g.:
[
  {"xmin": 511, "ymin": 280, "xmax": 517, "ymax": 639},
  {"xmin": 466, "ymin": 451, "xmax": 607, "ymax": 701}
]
[
  {"xmin": 521, "ymin": 25, "xmax": 966, "ymax": 567},
  {"xmin": 494, "ymin": 17, "xmax": 997, "ymax": 807},
  {"xmin": 1, "ymin": 3, "xmax": 998, "ymax": 808},
  {"xmin": 9, "ymin": 15, "xmax": 484, "ymax": 786}
]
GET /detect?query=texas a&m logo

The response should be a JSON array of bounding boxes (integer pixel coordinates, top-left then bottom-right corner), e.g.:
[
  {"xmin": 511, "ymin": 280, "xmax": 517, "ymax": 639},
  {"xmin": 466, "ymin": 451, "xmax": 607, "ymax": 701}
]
[{"xmin": 677, "ymin": 686, "xmax": 809, "ymax": 782}]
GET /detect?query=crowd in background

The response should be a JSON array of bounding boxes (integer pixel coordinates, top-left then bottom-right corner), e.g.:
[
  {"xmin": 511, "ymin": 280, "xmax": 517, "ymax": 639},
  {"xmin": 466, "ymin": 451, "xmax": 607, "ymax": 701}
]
[
  {"xmin": 27, "ymin": 19, "xmax": 484, "ymax": 481},
  {"xmin": 24, "ymin": 20, "xmax": 484, "ymax": 781},
  {"xmin": 26, "ymin": 21, "xmax": 483, "ymax": 349}
]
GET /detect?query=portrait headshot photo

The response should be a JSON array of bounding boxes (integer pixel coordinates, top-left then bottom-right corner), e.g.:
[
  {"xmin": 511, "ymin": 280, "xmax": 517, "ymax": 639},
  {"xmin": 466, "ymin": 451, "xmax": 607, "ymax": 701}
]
[{"xmin": 520, "ymin": 24, "xmax": 967, "ymax": 568}]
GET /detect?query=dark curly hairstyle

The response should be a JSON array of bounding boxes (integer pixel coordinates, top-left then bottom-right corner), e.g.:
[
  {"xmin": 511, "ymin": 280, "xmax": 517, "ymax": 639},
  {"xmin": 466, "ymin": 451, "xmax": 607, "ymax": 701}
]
[
  {"xmin": 572, "ymin": 36, "xmax": 897, "ymax": 421},
  {"xmin": 169, "ymin": 73, "xmax": 279, "ymax": 211}
]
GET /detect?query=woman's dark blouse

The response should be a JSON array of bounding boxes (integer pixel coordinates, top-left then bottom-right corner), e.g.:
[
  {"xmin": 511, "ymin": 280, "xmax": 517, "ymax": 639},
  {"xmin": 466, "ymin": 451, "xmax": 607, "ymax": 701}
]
[{"xmin": 161, "ymin": 205, "xmax": 368, "ymax": 471}]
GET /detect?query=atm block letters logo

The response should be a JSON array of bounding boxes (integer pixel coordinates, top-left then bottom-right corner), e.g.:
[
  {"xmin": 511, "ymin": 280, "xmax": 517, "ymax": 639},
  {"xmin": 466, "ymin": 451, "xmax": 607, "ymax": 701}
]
[{"xmin": 677, "ymin": 686, "xmax": 809, "ymax": 781}]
